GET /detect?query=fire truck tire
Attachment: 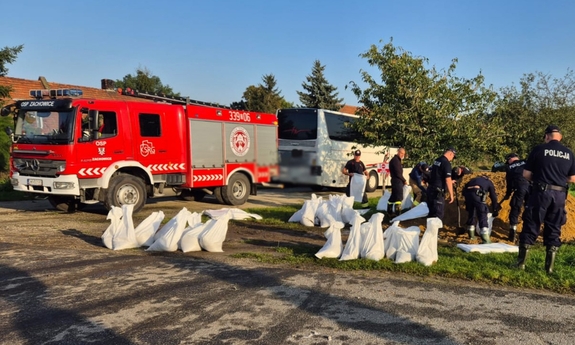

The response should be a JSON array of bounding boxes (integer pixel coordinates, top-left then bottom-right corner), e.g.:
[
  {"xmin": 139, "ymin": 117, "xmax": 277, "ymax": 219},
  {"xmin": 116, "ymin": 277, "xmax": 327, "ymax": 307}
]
[
  {"xmin": 105, "ymin": 175, "xmax": 147, "ymax": 213},
  {"xmin": 48, "ymin": 196, "xmax": 77, "ymax": 212},
  {"xmin": 365, "ymin": 171, "xmax": 379, "ymax": 193},
  {"xmin": 221, "ymin": 173, "xmax": 251, "ymax": 206},
  {"xmin": 179, "ymin": 189, "xmax": 206, "ymax": 202},
  {"xmin": 213, "ymin": 187, "xmax": 226, "ymax": 204}
]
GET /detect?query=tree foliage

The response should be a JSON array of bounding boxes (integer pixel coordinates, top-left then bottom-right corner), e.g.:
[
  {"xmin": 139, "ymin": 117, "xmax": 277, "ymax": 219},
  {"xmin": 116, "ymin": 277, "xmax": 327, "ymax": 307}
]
[
  {"xmin": 494, "ymin": 70, "xmax": 575, "ymax": 159},
  {"xmin": 235, "ymin": 74, "xmax": 286, "ymax": 113},
  {"xmin": 349, "ymin": 39, "xmax": 500, "ymax": 166},
  {"xmin": 115, "ymin": 67, "xmax": 179, "ymax": 97},
  {"xmin": 297, "ymin": 60, "xmax": 343, "ymax": 110},
  {"xmin": 0, "ymin": 45, "xmax": 24, "ymax": 99}
]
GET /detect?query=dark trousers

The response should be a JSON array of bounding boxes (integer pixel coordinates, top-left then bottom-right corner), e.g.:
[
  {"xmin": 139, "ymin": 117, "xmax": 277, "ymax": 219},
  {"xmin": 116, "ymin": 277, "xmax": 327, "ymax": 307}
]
[
  {"xmin": 520, "ymin": 189, "xmax": 567, "ymax": 247},
  {"xmin": 509, "ymin": 185, "xmax": 529, "ymax": 226},
  {"xmin": 389, "ymin": 178, "xmax": 404, "ymax": 203},
  {"xmin": 427, "ymin": 188, "xmax": 444, "ymax": 220},
  {"xmin": 464, "ymin": 192, "xmax": 489, "ymax": 228}
]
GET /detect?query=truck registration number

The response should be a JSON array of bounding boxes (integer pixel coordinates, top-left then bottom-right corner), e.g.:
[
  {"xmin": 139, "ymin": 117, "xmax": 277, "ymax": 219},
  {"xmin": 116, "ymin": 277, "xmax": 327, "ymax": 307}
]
[{"xmin": 28, "ymin": 179, "xmax": 43, "ymax": 186}]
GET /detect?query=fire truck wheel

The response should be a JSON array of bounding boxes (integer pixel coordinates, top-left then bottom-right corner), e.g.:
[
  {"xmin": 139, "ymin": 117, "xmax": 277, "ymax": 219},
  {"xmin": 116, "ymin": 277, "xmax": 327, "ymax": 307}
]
[
  {"xmin": 213, "ymin": 187, "xmax": 226, "ymax": 204},
  {"xmin": 180, "ymin": 189, "xmax": 206, "ymax": 202},
  {"xmin": 48, "ymin": 196, "xmax": 77, "ymax": 212},
  {"xmin": 365, "ymin": 171, "xmax": 379, "ymax": 193},
  {"xmin": 105, "ymin": 175, "xmax": 146, "ymax": 213},
  {"xmin": 221, "ymin": 173, "xmax": 251, "ymax": 205}
]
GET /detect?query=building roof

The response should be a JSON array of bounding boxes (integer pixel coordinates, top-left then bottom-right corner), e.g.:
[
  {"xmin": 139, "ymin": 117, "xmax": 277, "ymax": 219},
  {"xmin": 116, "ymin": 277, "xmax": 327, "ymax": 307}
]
[
  {"xmin": 0, "ymin": 76, "xmax": 153, "ymax": 103},
  {"xmin": 339, "ymin": 104, "xmax": 358, "ymax": 114}
]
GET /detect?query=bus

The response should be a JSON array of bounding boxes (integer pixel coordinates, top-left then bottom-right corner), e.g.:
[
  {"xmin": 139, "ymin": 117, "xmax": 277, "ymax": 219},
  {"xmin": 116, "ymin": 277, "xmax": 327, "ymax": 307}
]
[{"xmin": 272, "ymin": 108, "xmax": 409, "ymax": 191}]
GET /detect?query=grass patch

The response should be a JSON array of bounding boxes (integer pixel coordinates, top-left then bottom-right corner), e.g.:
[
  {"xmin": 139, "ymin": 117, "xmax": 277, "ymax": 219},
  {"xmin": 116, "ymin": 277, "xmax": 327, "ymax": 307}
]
[{"xmin": 0, "ymin": 175, "xmax": 35, "ymax": 202}]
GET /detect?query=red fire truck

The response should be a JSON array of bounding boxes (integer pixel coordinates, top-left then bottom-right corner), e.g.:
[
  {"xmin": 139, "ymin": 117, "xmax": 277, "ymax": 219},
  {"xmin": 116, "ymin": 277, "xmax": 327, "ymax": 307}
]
[{"xmin": 1, "ymin": 89, "xmax": 278, "ymax": 213}]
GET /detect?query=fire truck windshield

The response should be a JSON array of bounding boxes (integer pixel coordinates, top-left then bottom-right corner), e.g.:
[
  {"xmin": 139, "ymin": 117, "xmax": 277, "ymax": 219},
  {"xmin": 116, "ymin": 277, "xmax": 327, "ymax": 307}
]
[{"xmin": 15, "ymin": 109, "xmax": 74, "ymax": 144}]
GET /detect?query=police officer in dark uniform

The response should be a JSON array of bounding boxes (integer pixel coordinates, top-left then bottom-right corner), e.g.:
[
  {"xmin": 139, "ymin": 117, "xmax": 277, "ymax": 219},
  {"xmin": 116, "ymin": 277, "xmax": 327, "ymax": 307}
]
[
  {"xmin": 342, "ymin": 149, "xmax": 369, "ymax": 205},
  {"xmin": 501, "ymin": 153, "xmax": 529, "ymax": 242},
  {"xmin": 427, "ymin": 147, "xmax": 457, "ymax": 221},
  {"xmin": 463, "ymin": 175, "xmax": 500, "ymax": 243},
  {"xmin": 387, "ymin": 148, "xmax": 407, "ymax": 217},
  {"xmin": 517, "ymin": 125, "xmax": 575, "ymax": 274}
]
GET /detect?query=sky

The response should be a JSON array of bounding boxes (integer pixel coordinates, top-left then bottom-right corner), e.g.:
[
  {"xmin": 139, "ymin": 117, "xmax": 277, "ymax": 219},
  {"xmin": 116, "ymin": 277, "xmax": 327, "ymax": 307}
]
[{"xmin": 3, "ymin": 0, "xmax": 575, "ymax": 106}]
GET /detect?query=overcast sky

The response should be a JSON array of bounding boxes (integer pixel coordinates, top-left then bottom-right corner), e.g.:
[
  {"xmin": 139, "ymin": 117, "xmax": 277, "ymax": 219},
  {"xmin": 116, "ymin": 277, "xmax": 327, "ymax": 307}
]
[{"xmin": 4, "ymin": 0, "xmax": 574, "ymax": 106}]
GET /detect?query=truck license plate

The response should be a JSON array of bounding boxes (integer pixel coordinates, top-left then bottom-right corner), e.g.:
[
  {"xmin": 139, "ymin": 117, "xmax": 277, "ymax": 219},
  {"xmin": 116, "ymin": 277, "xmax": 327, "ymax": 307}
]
[{"xmin": 28, "ymin": 179, "xmax": 43, "ymax": 186}]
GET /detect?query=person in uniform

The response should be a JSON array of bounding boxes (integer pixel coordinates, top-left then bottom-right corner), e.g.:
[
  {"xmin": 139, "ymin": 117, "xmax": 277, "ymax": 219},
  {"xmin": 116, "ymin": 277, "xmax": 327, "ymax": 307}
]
[
  {"xmin": 516, "ymin": 125, "xmax": 575, "ymax": 273},
  {"xmin": 427, "ymin": 147, "xmax": 457, "ymax": 221},
  {"xmin": 342, "ymin": 149, "xmax": 369, "ymax": 205},
  {"xmin": 387, "ymin": 148, "xmax": 407, "ymax": 216},
  {"xmin": 409, "ymin": 161, "xmax": 429, "ymax": 206},
  {"xmin": 501, "ymin": 153, "xmax": 529, "ymax": 242},
  {"xmin": 463, "ymin": 175, "xmax": 500, "ymax": 243}
]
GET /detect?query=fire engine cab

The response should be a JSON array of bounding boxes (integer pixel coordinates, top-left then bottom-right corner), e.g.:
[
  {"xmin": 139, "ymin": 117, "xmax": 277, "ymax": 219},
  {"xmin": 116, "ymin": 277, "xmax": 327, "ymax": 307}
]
[{"xmin": 1, "ymin": 89, "xmax": 279, "ymax": 213}]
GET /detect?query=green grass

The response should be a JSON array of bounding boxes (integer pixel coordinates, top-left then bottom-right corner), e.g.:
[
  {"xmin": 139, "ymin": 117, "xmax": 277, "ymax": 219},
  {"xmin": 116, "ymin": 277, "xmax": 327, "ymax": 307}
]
[{"xmin": 0, "ymin": 175, "xmax": 35, "ymax": 202}]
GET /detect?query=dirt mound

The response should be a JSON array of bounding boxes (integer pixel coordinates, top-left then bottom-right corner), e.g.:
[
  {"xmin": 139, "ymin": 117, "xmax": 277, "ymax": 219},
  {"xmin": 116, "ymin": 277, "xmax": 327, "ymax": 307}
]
[{"xmin": 395, "ymin": 172, "xmax": 575, "ymax": 244}]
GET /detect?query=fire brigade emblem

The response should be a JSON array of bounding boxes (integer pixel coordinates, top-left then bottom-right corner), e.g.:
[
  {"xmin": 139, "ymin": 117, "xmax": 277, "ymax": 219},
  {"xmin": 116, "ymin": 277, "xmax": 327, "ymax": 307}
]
[
  {"xmin": 140, "ymin": 140, "xmax": 156, "ymax": 157},
  {"xmin": 230, "ymin": 127, "xmax": 250, "ymax": 156}
]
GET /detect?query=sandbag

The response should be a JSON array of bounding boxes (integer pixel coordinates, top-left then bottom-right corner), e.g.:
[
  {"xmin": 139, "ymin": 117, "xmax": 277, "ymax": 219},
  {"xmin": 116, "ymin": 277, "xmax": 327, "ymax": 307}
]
[
  {"xmin": 300, "ymin": 195, "xmax": 322, "ymax": 227},
  {"xmin": 205, "ymin": 208, "xmax": 262, "ymax": 220},
  {"xmin": 316, "ymin": 202, "xmax": 337, "ymax": 228},
  {"xmin": 390, "ymin": 202, "xmax": 428, "ymax": 223},
  {"xmin": 179, "ymin": 223, "xmax": 206, "ymax": 253},
  {"xmin": 199, "ymin": 210, "xmax": 232, "ymax": 252},
  {"xmin": 134, "ymin": 211, "xmax": 165, "ymax": 247},
  {"xmin": 315, "ymin": 221, "xmax": 345, "ymax": 259},
  {"xmin": 350, "ymin": 173, "xmax": 366, "ymax": 203},
  {"xmin": 360, "ymin": 213, "xmax": 385, "ymax": 261},
  {"xmin": 456, "ymin": 243, "xmax": 519, "ymax": 254},
  {"xmin": 101, "ymin": 206, "xmax": 123, "ymax": 249},
  {"xmin": 111, "ymin": 204, "xmax": 139, "ymax": 251},
  {"xmin": 383, "ymin": 221, "xmax": 400, "ymax": 257},
  {"xmin": 339, "ymin": 213, "xmax": 366, "ymax": 261},
  {"xmin": 401, "ymin": 185, "xmax": 414, "ymax": 209},
  {"xmin": 416, "ymin": 217, "xmax": 442, "ymax": 266},
  {"xmin": 147, "ymin": 208, "xmax": 190, "ymax": 252},
  {"xmin": 376, "ymin": 190, "xmax": 391, "ymax": 211},
  {"xmin": 393, "ymin": 226, "xmax": 421, "ymax": 263}
]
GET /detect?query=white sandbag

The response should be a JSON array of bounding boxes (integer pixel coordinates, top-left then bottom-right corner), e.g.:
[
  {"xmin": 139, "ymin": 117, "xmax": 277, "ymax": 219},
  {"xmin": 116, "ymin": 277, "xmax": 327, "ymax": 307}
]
[
  {"xmin": 385, "ymin": 223, "xmax": 420, "ymax": 263},
  {"xmin": 395, "ymin": 250, "xmax": 413, "ymax": 264},
  {"xmin": 199, "ymin": 210, "xmax": 232, "ymax": 252},
  {"xmin": 147, "ymin": 208, "xmax": 190, "ymax": 252},
  {"xmin": 456, "ymin": 243, "xmax": 519, "ymax": 254},
  {"xmin": 179, "ymin": 223, "xmax": 207, "ymax": 253},
  {"xmin": 111, "ymin": 204, "xmax": 139, "ymax": 250},
  {"xmin": 416, "ymin": 217, "xmax": 443, "ymax": 266},
  {"xmin": 288, "ymin": 209, "xmax": 303, "ymax": 222},
  {"xmin": 205, "ymin": 208, "xmax": 262, "ymax": 220},
  {"xmin": 341, "ymin": 207, "xmax": 357, "ymax": 225},
  {"xmin": 361, "ymin": 213, "xmax": 385, "ymax": 261},
  {"xmin": 390, "ymin": 202, "xmax": 429, "ymax": 223},
  {"xmin": 315, "ymin": 221, "xmax": 345, "ymax": 259},
  {"xmin": 327, "ymin": 194, "xmax": 345, "ymax": 223},
  {"xmin": 187, "ymin": 211, "xmax": 203, "ymax": 227},
  {"xmin": 316, "ymin": 203, "xmax": 336, "ymax": 228},
  {"xmin": 134, "ymin": 211, "xmax": 165, "ymax": 247},
  {"xmin": 101, "ymin": 206, "xmax": 123, "ymax": 249},
  {"xmin": 383, "ymin": 221, "xmax": 401, "ymax": 258},
  {"xmin": 401, "ymin": 185, "xmax": 414, "ymax": 209},
  {"xmin": 339, "ymin": 213, "xmax": 366, "ymax": 261},
  {"xmin": 376, "ymin": 190, "xmax": 391, "ymax": 211},
  {"xmin": 300, "ymin": 195, "xmax": 322, "ymax": 227},
  {"xmin": 350, "ymin": 173, "xmax": 366, "ymax": 203}
]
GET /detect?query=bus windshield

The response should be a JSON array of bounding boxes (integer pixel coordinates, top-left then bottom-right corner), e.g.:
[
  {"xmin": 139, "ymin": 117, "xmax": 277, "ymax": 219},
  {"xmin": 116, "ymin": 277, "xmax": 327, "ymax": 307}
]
[{"xmin": 277, "ymin": 108, "xmax": 318, "ymax": 140}]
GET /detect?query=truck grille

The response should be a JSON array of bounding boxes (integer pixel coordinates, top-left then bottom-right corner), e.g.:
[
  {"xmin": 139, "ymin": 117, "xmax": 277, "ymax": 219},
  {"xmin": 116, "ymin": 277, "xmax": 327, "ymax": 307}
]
[{"xmin": 14, "ymin": 159, "xmax": 63, "ymax": 177}]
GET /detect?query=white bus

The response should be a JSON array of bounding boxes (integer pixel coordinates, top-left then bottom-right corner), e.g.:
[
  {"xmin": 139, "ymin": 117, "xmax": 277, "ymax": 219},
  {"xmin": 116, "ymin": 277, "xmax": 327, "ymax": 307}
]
[{"xmin": 273, "ymin": 108, "xmax": 409, "ymax": 191}]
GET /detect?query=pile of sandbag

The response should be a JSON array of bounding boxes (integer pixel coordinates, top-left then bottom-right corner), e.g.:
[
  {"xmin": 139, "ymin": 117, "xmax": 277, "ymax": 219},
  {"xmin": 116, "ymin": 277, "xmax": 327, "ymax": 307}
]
[
  {"xmin": 315, "ymin": 215, "xmax": 444, "ymax": 266},
  {"xmin": 376, "ymin": 187, "xmax": 415, "ymax": 213},
  {"xmin": 288, "ymin": 193, "xmax": 369, "ymax": 228},
  {"xmin": 101, "ymin": 206, "xmax": 261, "ymax": 253}
]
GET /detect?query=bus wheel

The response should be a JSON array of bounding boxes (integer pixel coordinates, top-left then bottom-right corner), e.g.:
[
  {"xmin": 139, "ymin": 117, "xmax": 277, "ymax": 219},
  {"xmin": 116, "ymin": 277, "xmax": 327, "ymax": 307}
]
[
  {"xmin": 104, "ymin": 175, "xmax": 147, "ymax": 213},
  {"xmin": 365, "ymin": 171, "xmax": 379, "ymax": 193},
  {"xmin": 213, "ymin": 187, "xmax": 226, "ymax": 204},
  {"xmin": 310, "ymin": 185, "xmax": 324, "ymax": 192},
  {"xmin": 221, "ymin": 173, "xmax": 251, "ymax": 205},
  {"xmin": 48, "ymin": 196, "xmax": 77, "ymax": 212},
  {"xmin": 180, "ymin": 189, "xmax": 206, "ymax": 202}
]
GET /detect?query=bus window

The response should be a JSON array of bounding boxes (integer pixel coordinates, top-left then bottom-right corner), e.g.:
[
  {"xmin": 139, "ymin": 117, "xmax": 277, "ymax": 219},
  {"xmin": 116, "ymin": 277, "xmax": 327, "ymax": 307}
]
[
  {"xmin": 324, "ymin": 111, "xmax": 361, "ymax": 142},
  {"xmin": 277, "ymin": 109, "xmax": 318, "ymax": 140}
]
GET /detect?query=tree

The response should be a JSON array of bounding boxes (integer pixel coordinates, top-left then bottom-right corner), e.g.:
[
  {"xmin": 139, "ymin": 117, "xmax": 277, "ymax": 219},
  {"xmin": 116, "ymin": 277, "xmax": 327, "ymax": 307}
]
[
  {"xmin": 297, "ymin": 60, "xmax": 343, "ymax": 110},
  {"xmin": 349, "ymin": 39, "xmax": 500, "ymax": 166},
  {"xmin": 236, "ymin": 74, "xmax": 287, "ymax": 113},
  {"xmin": 115, "ymin": 67, "xmax": 179, "ymax": 97},
  {"xmin": 0, "ymin": 44, "xmax": 24, "ymax": 173}
]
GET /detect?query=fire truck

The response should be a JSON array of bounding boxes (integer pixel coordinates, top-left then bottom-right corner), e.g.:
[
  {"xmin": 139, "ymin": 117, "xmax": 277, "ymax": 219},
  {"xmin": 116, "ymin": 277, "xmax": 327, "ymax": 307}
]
[{"xmin": 1, "ymin": 88, "xmax": 279, "ymax": 213}]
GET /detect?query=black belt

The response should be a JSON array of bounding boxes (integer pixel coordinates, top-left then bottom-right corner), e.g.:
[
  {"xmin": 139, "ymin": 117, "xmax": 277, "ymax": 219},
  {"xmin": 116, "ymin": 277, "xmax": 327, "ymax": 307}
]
[{"xmin": 537, "ymin": 183, "xmax": 567, "ymax": 192}]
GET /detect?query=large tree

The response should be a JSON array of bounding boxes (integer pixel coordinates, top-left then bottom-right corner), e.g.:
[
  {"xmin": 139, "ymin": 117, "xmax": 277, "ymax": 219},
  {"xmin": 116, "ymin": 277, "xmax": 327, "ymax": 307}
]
[
  {"xmin": 115, "ymin": 67, "xmax": 179, "ymax": 97},
  {"xmin": 0, "ymin": 44, "xmax": 24, "ymax": 173},
  {"xmin": 297, "ymin": 60, "xmax": 343, "ymax": 110},
  {"xmin": 349, "ymin": 39, "xmax": 501, "ymax": 165},
  {"xmin": 235, "ymin": 74, "xmax": 287, "ymax": 113}
]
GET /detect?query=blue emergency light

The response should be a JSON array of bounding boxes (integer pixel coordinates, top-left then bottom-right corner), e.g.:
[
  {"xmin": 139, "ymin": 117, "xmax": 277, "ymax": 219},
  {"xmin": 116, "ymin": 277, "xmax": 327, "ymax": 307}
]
[{"xmin": 29, "ymin": 88, "xmax": 83, "ymax": 99}]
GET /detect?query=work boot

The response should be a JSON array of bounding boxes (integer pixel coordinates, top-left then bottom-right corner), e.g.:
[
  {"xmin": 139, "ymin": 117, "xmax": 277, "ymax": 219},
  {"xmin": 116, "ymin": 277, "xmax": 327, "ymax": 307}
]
[
  {"xmin": 508, "ymin": 225, "xmax": 517, "ymax": 242},
  {"xmin": 545, "ymin": 246, "xmax": 559, "ymax": 274},
  {"xmin": 395, "ymin": 203, "xmax": 402, "ymax": 216},
  {"xmin": 480, "ymin": 228, "xmax": 491, "ymax": 244},
  {"xmin": 386, "ymin": 203, "xmax": 393, "ymax": 216},
  {"xmin": 514, "ymin": 244, "xmax": 530, "ymax": 270},
  {"xmin": 467, "ymin": 226, "xmax": 476, "ymax": 240}
]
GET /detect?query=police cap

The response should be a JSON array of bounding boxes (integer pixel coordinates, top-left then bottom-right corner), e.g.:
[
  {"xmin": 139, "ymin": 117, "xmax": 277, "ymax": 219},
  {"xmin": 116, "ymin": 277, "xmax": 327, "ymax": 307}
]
[
  {"xmin": 545, "ymin": 125, "xmax": 561, "ymax": 134},
  {"xmin": 354, "ymin": 150, "xmax": 361, "ymax": 156}
]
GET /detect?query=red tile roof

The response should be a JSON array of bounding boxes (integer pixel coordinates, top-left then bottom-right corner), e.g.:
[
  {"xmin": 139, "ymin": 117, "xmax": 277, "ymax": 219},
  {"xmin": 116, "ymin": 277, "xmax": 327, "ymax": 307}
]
[{"xmin": 339, "ymin": 104, "xmax": 358, "ymax": 114}]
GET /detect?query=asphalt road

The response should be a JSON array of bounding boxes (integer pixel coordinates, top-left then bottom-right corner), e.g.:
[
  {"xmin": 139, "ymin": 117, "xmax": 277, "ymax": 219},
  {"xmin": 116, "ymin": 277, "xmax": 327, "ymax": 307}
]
[{"xmin": 2, "ymin": 187, "xmax": 575, "ymax": 344}]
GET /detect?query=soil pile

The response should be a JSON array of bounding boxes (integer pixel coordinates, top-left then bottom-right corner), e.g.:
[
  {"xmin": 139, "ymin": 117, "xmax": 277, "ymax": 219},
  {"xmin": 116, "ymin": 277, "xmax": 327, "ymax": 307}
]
[{"xmin": 394, "ymin": 172, "xmax": 575, "ymax": 244}]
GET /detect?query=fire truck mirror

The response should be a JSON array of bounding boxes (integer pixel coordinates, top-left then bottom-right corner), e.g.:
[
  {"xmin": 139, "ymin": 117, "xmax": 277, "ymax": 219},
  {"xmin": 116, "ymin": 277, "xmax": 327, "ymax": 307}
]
[{"xmin": 1, "ymin": 106, "xmax": 12, "ymax": 117}]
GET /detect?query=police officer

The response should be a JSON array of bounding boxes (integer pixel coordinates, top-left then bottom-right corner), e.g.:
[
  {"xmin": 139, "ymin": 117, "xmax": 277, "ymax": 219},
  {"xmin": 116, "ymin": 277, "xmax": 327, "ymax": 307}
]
[
  {"xmin": 409, "ymin": 161, "xmax": 429, "ymax": 206},
  {"xmin": 342, "ymin": 149, "xmax": 369, "ymax": 205},
  {"xmin": 427, "ymin": 147, "xmax": 457, "ymax": 221},
  {"xmin": 463, "ymin": 175, "xmax": 500, "ymax": 243},
  {"xmin": 387, "ymin": 148, "xmax": 407, "ymax": 216},
  {"xmin": 501, "ymin": 153, "xmax": 529, "ymax": 242},
  {"xmin": 517, "ymin": 125, "xmax": 575, "ymax": 274}
]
